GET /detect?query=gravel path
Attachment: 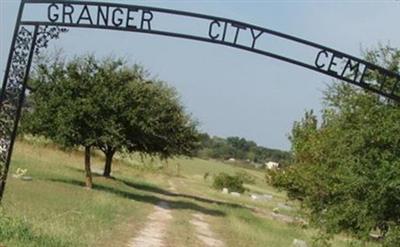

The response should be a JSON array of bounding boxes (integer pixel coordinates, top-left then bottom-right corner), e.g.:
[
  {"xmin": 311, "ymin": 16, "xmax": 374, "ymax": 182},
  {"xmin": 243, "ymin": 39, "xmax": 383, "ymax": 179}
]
[
  {"xmin": 126, "ymin": 201, "xmax": 172, "ymax": 247},
  {"xmin": 190, "ymin": 213, "xmax": 225, "ymax": 246},
  {"xmin": 126, "ymin": 180, "xmax": 225, "ymax": 247}
]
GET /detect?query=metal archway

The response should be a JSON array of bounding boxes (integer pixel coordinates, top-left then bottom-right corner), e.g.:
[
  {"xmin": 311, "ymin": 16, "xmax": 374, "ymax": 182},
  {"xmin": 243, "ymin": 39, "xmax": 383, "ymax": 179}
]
[{"xmin": 1, "ymin": 0, "xmax": 399, "ymax": 200}]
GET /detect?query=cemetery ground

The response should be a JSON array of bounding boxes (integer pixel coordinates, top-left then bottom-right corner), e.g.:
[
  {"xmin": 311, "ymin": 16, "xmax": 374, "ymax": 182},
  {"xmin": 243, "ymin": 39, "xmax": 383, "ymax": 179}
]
[{"xmin": 1, "ymin": 139, "xmax": 380, "ymax": 247}]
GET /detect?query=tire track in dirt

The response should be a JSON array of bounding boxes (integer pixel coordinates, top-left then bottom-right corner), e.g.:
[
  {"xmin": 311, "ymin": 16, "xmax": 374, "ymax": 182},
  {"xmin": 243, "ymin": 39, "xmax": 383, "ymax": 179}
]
[
  {"xmin": 190, "ymin": 213, "xmax": 225, "ymax": 247},
  {"xmin": 127, "ymin": 201, "xmax": 172, "ymax": 247},
  {"xmin": 127, "ymin": 180, "xmax": 225, "ymax": 247}
]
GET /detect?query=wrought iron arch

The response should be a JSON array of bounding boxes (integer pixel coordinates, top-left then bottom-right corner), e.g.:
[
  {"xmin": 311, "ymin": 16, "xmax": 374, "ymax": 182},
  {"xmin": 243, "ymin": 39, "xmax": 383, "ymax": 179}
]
[{"xmin": 1, "ymin": 0, "xmax": 399, "ymax": 200}]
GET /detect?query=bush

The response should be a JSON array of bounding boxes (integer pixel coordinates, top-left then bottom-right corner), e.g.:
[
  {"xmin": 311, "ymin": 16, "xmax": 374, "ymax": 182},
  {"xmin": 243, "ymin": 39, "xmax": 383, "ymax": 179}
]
[
  {"xmin": 235, "ymin": 171, "xmax": 255, "ymax": 184},
  {"xmin": 21, "ymin": 134, "xmax": 54, "ymax": 147},
  {"xmin": 311, "ymin": 232, "xmax": 332, "ymax": 247},
  {"xmin": 383, "ymin": 225, "xmax": 400, "ymax": 247},
  {"xmin": 212, "ymin": 172, "xmax": 245, "ymax": 193}
]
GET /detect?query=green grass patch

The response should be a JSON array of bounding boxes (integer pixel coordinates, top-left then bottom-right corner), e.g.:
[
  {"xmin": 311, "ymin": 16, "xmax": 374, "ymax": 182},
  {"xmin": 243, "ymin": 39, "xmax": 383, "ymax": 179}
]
[
  {"xmin": 0, "ymin": 210, "xmax": 70, "ymax": 247},
  {"xmin": 1, "ymin": 140, "xmax": 384, "ymax": 246}
]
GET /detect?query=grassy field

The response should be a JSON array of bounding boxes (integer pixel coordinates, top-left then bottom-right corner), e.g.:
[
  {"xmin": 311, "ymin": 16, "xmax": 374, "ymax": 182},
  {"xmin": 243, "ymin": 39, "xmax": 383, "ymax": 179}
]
[{"xmin": 0, "ymin": 140, "xmax": 380, "ymax": 247}]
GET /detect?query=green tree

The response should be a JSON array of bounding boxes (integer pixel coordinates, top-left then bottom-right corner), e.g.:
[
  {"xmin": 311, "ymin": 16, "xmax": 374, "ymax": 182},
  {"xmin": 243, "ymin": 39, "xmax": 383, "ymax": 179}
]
[
  {"xmin": 212, "ymin": 172, "xmax": 245, "ymax": 193},
  {"xmin": 196, "ymin": 134, "xmax": 291, "ymax": 164},
  {"xmin": 24, "ymin": 54, "xmax": 199, "ymax": 185},
  {"xmin": 269, "ymin": 45, "xmax": 400, "ymax": 242},
  {"xmin": 25, "ymin": 55, "xmax": 102, "ymax": 188}
]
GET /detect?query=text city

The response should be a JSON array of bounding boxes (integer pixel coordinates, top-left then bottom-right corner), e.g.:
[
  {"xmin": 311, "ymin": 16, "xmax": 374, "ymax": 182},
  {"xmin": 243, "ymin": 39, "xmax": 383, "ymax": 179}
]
[{"xmin": 45, "ymin": 3, "xmax": 392, "ymax": 89}]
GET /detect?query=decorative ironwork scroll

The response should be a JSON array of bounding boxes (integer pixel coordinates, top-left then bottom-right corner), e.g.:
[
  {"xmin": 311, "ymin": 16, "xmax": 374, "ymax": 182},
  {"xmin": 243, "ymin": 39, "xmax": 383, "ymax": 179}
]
[
  {"xmin": 0, "ymin": 0, "xmax": 399, "ymax": 201},
  {"xmin": 0, "ymin": 23, "xmax": 68, "ymax": 200},
  {"xmin": 35, "ymin": 25, "xmax": 69, "ymax": 54},
  {"xmin": 0, "ymin": 25, "xmax": 37, "ymax": 199}
]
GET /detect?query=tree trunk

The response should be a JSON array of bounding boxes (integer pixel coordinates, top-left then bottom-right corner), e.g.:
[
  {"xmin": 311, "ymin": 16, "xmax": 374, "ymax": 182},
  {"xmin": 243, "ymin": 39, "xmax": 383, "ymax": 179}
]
[
  {"xmin": 84, "ymin": 146, "xmax": 93, "ymax": 189},
  {"xmin": 103, "ymin": 149, "xmax": 115, "ymax": 178},
  {"xmin": 0, "ymin": 173, "xmax": 7, "ymax": 203}
]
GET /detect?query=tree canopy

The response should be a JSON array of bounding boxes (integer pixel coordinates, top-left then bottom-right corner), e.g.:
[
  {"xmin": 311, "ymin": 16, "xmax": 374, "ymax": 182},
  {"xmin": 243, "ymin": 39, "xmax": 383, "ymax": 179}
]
[
  {"xmin": 197, "ymin": 133, "xmax": 291, "ymax": 165},
  {"xmin": 23, "ymin": 54, "xmax": 199, "ymax": 182},
  {"xmin": 269, "ymin": 45, "xmax": 400, "ymax": 244}
]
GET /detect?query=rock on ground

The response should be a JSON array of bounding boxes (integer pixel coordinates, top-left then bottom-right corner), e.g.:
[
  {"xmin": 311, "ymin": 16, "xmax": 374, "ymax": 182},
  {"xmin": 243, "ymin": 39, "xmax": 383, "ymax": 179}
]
[
  {"xmin": 230, "ymin": 192, "xmax": 241, "ymax": 197},
  {"xmin": 292, "ymin": 239, "xmax": 308, "ymax": 247}
]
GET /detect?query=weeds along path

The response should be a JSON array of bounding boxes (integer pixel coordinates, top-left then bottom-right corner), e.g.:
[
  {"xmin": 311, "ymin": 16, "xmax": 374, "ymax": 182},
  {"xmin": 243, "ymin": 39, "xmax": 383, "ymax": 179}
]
[
  {"xmin": 126, "ymin": 180, "xmax": 225, "ymax": 247},
  {"xmin": 171, "ymin": 179, "xmax": 226, "ymax": 247},
  {"xmin": 190, "ymin": 213, "xmax": 225, "ymax": 247}
]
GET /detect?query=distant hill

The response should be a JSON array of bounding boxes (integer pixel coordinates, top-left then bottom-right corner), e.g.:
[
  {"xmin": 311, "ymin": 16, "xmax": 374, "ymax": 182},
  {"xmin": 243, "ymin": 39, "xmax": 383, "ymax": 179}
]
[{"xmin": 196, "ymin": 133, "xmax": 291, "ymax": 167}]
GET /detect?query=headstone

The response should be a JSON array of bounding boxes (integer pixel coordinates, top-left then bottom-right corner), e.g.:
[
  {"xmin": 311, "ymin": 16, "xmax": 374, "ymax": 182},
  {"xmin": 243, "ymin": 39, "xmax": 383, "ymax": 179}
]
[
  {"xmin": 21, "ymin": 176, "xmax": 33, "ymax": 181},
  {"xmin": 222, "ymin": 188, "xmax": 229, "ymax": 194},
  {"xmin": 251, "ymin": 194, "xmax": 258, "ymax": 200},
  {"xmin": 230, "ymin": 192, "xmax": 241, "ymax": 197},
  {"xmin": 251, "ymin": 194, "xmax": 273, "ymax": 201},
  {"xmin": 292, "ymin": 239, "xmax": 308, "ymax": 247},
  {"xmin": 278, "ymin": 203, "xmax": 293, "ymax": 211}
]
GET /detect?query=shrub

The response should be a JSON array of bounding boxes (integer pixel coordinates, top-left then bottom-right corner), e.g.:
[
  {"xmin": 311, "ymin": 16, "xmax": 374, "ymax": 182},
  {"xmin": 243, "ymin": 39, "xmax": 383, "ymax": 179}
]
[
  {"xmin": 383, "ymin": 225, "xmax": 400, "ymax": 247},
  {"xmin": 311, "ymin": 232, "xmax": 332, "ymax": 247},
  {"xmin": 21, "ymin": 134, "xmax": 54, "ymax": 147},
  {"xmin": 212, "ymin": 172, "xmax": 245, "ymax": 193},
  {"xmin": 275, "ymin": 46, "xmax": 400, "ymax": 241},
  {"xmin": 235, "ymin": 171, "xmax": 255, "ymax": 184}
]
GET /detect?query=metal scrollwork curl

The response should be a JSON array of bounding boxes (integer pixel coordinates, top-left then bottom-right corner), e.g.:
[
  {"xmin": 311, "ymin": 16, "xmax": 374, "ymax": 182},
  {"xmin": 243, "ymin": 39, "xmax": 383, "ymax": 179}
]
[
  {"xmin": 0, "ymin": 26, "xmax": 35, "ymax": 176},
  {"xmin": 35, "ymin": 26, "xmax": 69, "ymax": 55},
  {"xmin": 0, "ymin": 24, "xmax": 68, "ymax": 183}
]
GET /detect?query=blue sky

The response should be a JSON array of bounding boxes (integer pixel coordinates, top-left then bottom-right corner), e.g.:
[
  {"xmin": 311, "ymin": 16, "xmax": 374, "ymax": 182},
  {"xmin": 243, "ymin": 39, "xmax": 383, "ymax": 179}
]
[{"xmin": 1, "ymin": 0, "xmax": 399, "ymax": 150}]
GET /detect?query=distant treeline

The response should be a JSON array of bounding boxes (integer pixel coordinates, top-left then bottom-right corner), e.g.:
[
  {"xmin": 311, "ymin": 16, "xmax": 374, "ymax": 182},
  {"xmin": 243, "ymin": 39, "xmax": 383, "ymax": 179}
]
[{"xmin": 196, "ymin": 133, "xmax": 291, "ymax": 165}]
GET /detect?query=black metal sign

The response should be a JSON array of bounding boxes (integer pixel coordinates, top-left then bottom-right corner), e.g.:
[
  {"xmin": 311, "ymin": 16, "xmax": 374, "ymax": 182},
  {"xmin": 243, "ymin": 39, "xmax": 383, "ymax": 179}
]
[{"xmin": 1, "ymin": 0, "xmax": 399, "ymax": 200}]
